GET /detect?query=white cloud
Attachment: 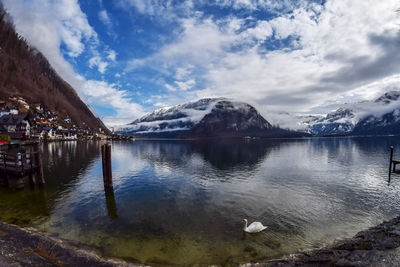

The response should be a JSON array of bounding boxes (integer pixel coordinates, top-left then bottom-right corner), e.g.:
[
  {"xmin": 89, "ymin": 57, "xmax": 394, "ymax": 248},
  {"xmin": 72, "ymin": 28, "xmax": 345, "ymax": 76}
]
[
  {"xmin": 175, "ymin": 66, "xmax": 193, "ymax": 80},
  {"xmin": 116, "ymin": 0, "xmax": 195, "ymax": 18},
  {"xmin": 88, "ymin": 50, "xmax": 116, "ymax": 74},
  {"xmin": 99, "ymin": 9, "xmax": 111, "ymax": 27},
  {"xmin": 5, "ymin": 0, "xmax": 400, "ymax": 128},
  {"xmin": 126, "ymin": 0, "xmax": 400, "ymax": 120},
  {"xmin": 175, "ymin": 79, "xmax": 195, "ymax": 91},
  {"xmin": 83, "ymin": 80, "xmax": 145, "ymax": 125},
  {"xmin": 164, "ymin": 83, "xmax": 177, "ymax": 92},
  {"xmin": 98, "ymin": 8, "xmax": 117, "ymax": 38},
  {"xmin": 2, "ymin": 0, "xmax": 93, "ymax": 89},
  {"xmin": 88, "ymin": 56, "xmax": 109, "ymax": 74},
  {"xmin": 107, "ymin": 49, "xmax": 117, "ymax": 61},
  {"xmin": 214, "ymin": 0, "xmax": 301, "ymax": 12}
]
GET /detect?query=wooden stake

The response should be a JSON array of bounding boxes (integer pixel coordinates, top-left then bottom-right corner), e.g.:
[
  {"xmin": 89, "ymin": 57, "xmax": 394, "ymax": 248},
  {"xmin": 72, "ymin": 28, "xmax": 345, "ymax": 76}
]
[
  {"xmin": 105, "ymin": 189, "xmax": 118, "ymax": 219},
  {"xmin": 1, "ymin": 152, "xmax": 6, "ymax": 186},
  {"xmin": 34, "ymin": 143, "xmax": 45, "ymax": 185},
  {"xmin": 101, "ymin": 144, "xmax": 107, "ymax": 185},
  {"xmin": 15, "ymin": 177, "xmax": 25, "ymax": 190},
  {"xmin": 106, "ymin": 144, "xmax": 113, "ymax": 188},
  {"xmin": 389, "ymin": 146, "xmax": 394, "ymax": 178},
  {"xmin": 101, "ymin": 144, "xmax": 113, "ymax": 190}
]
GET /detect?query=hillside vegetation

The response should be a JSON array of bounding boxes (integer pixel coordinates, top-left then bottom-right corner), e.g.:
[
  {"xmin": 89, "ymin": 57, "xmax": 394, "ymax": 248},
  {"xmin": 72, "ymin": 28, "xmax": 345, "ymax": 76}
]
[{"xmin": 0, "ymin": 3, "xmax": 109, "ymax": 133}]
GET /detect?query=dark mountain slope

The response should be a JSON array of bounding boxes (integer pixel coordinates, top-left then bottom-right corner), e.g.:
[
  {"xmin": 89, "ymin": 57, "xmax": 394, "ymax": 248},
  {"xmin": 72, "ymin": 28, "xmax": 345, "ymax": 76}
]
[{"xmin": 0, "ymin": 4, "xmax": 108, "ymax": 133}]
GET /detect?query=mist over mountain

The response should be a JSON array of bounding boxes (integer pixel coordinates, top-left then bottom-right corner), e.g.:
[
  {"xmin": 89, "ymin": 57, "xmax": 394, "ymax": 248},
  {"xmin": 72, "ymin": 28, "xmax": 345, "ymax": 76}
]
[
  {"xmin": 298, "ymin": 91, "xmax": 400, "ymax": 136},
  {"xmin": 118, "ymin": 98, "xmax": 305, "ymax": 139}
]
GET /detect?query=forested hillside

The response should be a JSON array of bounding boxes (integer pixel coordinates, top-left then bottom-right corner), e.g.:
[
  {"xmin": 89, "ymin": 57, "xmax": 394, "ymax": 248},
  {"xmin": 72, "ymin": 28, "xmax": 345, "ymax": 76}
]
[{"xmin": 0, "ymin": 3, "xmax": 109, "ymax": 133}]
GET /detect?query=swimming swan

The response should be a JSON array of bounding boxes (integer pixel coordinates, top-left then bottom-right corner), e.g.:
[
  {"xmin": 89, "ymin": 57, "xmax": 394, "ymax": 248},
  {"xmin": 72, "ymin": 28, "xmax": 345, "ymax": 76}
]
[{"xmin": 242, "ymin": 219, "xmax": 268, "ymax": 233}]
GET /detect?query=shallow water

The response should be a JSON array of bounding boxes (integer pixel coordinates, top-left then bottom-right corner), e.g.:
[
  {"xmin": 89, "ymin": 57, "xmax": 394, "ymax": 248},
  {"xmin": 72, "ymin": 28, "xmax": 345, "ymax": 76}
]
[{"xmin": 1, "ymin": 137, "xmax": 400, "ymax": 265}]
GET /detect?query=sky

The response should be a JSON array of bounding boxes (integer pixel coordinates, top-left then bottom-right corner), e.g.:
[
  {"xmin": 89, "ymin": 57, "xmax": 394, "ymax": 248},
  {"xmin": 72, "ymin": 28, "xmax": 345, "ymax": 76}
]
[{"xmin": 2, "ymin": 0, "xmax": 400, "ymax": 127}]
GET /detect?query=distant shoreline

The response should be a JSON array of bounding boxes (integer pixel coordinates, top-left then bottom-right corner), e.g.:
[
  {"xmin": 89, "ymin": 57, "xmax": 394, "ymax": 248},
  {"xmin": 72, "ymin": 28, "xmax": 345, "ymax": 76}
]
[{"xmin": 126, "ymin": 134, "xmax": 400, "ymax": 141}]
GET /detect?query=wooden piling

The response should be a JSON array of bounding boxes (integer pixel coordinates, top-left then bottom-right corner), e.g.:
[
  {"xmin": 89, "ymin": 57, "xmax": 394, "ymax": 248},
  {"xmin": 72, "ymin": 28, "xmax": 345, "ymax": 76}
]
[
  {"xmin": 101, "ymin": 144, "xmax": 107, "ymax": 185},
  {"xmin": 1, "ymin": 151, "xmax": 6, "ymax": 186},
  {"xmin": 389, "ymin": 146, "xmax": 394, "ymax": 177},
  {"xmin": 105, "ymin": 190, "xmax": 118, "ymax": 220},
  {"xmin": 15, "ymin": 177, "xmax": 25, "ymax": 190},
  {"xmin": 34, "ymin": 143, "xmax": 45, "ymax": 185},
  {"xmin": 29, "ymin": 173, "xmax": 35, "ymax": 188},
  {"xmin": 28, "ymin": 151, "xmax": 35, "ymax": 187},
  {"xmin": 101, "ymin": 144, "xmax": 113, "ymax": 190},
  {"xmin": 0, "ymin": 143, "xmax": 45, "ymax": 189},
  {"xmin": 0, "ymin": 173, "xmax": 7, "ymax": 187}
]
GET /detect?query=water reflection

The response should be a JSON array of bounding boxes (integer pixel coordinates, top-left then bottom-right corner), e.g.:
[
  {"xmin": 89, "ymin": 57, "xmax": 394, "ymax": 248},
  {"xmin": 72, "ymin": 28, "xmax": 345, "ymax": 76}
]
[
  {"xmin": 190, "ymin": 139, "xmax": 272, "ymax": 170},
  {"xmin": 105, "ymin": 189, "xmax": 118, "ymax": 220},
  {"xmin": 1, "ymin": 137, "xmax": 400, "ymax": 265},
  {"xmin": 0, "ymin": 141, "xmax": 101, "ymax": 226}
]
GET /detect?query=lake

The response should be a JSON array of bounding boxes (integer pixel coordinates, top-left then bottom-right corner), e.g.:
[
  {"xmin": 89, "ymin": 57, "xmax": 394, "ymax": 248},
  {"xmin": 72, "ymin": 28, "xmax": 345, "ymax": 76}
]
[{"xmin": 0, "ymin": 137, "xmax": 400, "ymax": 265}]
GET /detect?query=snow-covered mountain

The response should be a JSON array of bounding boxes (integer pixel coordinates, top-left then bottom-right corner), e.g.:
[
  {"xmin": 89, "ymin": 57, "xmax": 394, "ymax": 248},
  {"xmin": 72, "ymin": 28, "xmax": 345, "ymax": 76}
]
[
  {"xmin": 302, "ymin": 91, "xmax": 400, "ymax": 136},
  {"xmin": 118, "ymin": 98, "xmax": 300, "ymax": 138},
  {"xmin": 118, "ymin": 98, "xmax": 223, "ymax": 136}
]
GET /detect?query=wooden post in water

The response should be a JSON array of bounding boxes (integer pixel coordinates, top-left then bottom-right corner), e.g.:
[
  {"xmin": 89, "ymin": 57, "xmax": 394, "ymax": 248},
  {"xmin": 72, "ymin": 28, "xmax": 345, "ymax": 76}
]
[
  {"xmin": 105, "ymin": 189, "xmax": 118, "ymax": 220},
  {"xmin": 34, "ymin": 143, "xmax": 45, "ymax": 185},
  {"xmin": 28, "ymin": 151, "xmax": 35, "ymax": 188},
  {"xmin": 0, "ymin": 152, "xmax": 6, "ymax": 187},
  {"xmin": 389, "ymin": 146, "xmax": 394, "ymax": 178},
  {"xmin": 101, "ymin": 144, "xmax": 106, "ymax": 182},
  {"xmin": 1, "ymin": 151, "xmax": 8, "ymax": 187},
  {"xmin": 101, "ymin": 144, "xmax": 113, "ymax": 191},
  {"xmin": 14, "ymin": 153, "xmax": 24, "ymax": 189}
]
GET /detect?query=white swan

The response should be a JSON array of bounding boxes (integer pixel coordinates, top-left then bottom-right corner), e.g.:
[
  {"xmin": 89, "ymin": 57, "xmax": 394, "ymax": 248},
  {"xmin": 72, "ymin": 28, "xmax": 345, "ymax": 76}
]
[{"xmin": 242, "ymin": 219, "xmax": 268, "ymax": 233}]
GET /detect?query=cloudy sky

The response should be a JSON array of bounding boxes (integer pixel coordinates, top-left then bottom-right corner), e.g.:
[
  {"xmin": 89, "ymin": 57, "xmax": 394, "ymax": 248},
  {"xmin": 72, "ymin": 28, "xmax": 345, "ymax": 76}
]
[{"xmin": 2, "ymin": 0, "xmax": 400, "ymax": 127}]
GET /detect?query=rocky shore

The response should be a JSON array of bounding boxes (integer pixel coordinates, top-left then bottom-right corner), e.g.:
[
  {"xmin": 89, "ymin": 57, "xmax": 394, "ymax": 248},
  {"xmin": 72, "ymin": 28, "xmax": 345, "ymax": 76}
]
[
  {"xmin": 263, "ymin": 216, "xmax": 400, "ymax": 267},
  {"xmin": 0, "ymin": 221, "xmax": 135, "ymax": 266},
  {"xmin": 2, "ymin": 216, "xmax": 400, "ymax": 266}
]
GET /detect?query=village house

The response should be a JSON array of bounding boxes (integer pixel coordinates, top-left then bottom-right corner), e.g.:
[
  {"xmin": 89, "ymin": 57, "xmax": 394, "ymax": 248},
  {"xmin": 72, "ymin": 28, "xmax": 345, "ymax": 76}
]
[
  {"xmin": 60, "ymin": 129, "xmax": 77, "ymax": 140},
  {"xmin": 40, "ymin": 126, "xmax": 54, "ymax": 140},
  {"xmin": 0, "ymin": 114, "xmax": 31, "ymax": 139},
  {"xmin": 9, "ymin": 108, "xmax": 18, "ymax": 115}
]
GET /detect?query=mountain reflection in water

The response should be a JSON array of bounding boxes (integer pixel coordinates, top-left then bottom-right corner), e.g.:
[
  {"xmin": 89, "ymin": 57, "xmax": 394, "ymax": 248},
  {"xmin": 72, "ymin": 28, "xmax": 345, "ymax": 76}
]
[{"xmin": 0, "ymin": 137, "xmax": 400, "ymax": 265}]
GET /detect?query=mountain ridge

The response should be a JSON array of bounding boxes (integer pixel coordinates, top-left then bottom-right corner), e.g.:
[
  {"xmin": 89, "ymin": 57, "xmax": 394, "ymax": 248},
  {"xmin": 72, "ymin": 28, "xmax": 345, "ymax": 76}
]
[
  {"xmin": 300, "ymin": 90, "xmax": 400, "ymax": 136},
  {"xmin": 118, "ymin": 98, "xmax": 306, "ymax": 139}
]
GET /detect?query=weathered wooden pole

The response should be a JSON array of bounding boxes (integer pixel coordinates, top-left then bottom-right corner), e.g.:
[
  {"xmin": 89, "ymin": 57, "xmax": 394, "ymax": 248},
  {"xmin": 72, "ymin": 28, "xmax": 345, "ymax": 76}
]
[
  {"xmin": 28, "ymin": 151, "xmax": 35, "ymax": 187},
  {"xmin": 101, "ymin": 144, "xmax": 113, "ymax": 191},
  {"xmin": 34, "ymin": 143, "xmax": 45, "ymax": 185},
  {"xmin": 105, "ymin": 190, "xmax": 118, "ymax": 220},
  {"xmin": 101, "ymin": 144, "xmax": 106, "ymax": 175},
  {"xmin": 15, "ymin": 177, "xmax": 25, "ymax": 190},
  {"xmin": 13, "ymin": 153, "xmax": 24, "ymax": 189},
  {"xmin": 389, "ymin": 146, "xmax": 394, "ymax": 178},
  {"xmin": 106, "ymin": 144, "xmax": 113, "ymax": 187},
  {"xmin": 0, "ymin": 152, "xmax": 7, "ymax": 187}
]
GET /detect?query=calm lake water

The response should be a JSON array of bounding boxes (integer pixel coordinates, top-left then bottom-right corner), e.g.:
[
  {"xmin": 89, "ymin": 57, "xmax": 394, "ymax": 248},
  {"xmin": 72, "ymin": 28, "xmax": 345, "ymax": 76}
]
[{"xmin": 1, "ymin": 137, "xmax": 400, "ymax": 265}]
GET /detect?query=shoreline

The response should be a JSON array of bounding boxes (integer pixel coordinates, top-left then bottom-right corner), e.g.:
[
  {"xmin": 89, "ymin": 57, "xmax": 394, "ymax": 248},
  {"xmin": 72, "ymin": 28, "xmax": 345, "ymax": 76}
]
[
  {"xmin": 1, "ymin": 217, "xmax": 400, "ymax": 266},
  {"xmin": 0, "ymin": 221, "xmax": 136, "ymax": 266},
  {"xmin": 264, "ymin": 216, "xmax": 400, "ymax": 266}
]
